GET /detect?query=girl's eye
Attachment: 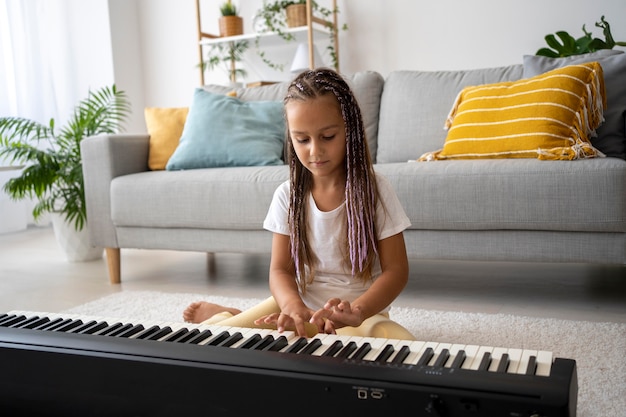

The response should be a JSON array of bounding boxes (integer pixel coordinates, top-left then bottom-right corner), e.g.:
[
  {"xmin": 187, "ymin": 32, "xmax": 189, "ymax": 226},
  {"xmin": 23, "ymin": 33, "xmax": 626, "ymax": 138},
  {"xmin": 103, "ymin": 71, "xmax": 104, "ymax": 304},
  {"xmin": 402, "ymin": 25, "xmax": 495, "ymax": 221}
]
[
  {"xmin": 295, "ymin": 137, "xmax": 309, "ymax": 144},
  {"xmin": 322, "ymin": 134, "xmax": 335, "ymax": 141}
]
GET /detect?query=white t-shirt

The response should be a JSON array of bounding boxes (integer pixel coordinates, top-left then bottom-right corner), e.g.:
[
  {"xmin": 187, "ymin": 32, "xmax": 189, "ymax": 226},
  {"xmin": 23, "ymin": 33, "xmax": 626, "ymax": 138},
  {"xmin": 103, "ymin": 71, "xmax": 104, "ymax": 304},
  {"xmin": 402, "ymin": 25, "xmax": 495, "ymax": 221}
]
[{"xmin": 263, "ymin": 174, "xmax": 411, "ymax": 311}]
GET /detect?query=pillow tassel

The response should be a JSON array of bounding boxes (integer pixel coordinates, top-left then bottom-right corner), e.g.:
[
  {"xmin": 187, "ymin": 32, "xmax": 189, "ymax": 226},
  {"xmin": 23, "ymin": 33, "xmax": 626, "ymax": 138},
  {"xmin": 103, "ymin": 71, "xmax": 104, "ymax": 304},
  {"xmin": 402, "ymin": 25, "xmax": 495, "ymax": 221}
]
[{"xmin": 444, "ymin": 90, "xmax": 463, "ymax": 130}]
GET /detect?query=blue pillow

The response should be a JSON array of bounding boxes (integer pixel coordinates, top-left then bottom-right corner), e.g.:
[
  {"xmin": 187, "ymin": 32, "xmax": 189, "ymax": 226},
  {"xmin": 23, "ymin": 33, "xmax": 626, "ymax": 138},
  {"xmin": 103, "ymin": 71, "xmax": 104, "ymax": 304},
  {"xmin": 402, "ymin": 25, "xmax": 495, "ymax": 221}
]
[{"xmin": 166, "ymin": 89, "xmax": 285, "ymax": 170}]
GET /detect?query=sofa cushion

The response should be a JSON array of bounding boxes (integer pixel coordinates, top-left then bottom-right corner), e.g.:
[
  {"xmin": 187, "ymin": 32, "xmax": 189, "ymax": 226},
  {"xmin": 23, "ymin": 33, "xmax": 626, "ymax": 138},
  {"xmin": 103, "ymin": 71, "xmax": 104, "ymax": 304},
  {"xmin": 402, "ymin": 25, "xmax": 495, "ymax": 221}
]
[
  {"xmin": 145, "ymin": 107, "xmax": 189, "ymax": 170},
  {"xmin": 419, "ymin": 62, "xmax": 605, "ymax": 161},
  {"xmin": 111, "ymin": 165, "xmax": 289, "ymax": 229},
  {"xmin": 166, "ymin": 89, "xmax": 285, "ymax": 170},
  {"xmin": 523, "ymin": 50, "xmax": 626, "ymax": 159},
  {"xmin": 203, "ymin": 71, "xmax": 385, "ymax": 162},
  {"xmin": 377, "ymin": 65, "xmax": 524, "ymax": 163},
  {"xmin": 375, "ymin": 158, "xmax": 626, "ymax": 233}
]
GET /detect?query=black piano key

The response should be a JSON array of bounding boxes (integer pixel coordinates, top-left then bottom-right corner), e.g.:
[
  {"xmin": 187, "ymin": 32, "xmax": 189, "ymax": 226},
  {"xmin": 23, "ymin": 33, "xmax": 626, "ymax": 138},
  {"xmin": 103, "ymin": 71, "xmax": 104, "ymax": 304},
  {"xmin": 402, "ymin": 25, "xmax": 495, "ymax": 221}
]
[
  {"xmin": 216, "ymin": 332, "xmax": 243, "ymax": 347},
  {"xmin": 321, "ymin": 340, "xmax": 344, "ymax": 357},
  {"xmin": 433, "ymin": 349, "xmax": 450, "ymax": 368},
  {"xmin": 263, "ymin": 335, "xmax": 289, "ymax": 352},
  {"xmin": 95, "ymin": 322, "xmax": 124, "ymax": 336},
  {"xmin": 249, "ymin": 335, "xmax": 275, "ymax": 350},
  {"xmin": 284, "ymin": 337, "xmax": 308, "ymax": 354},
  {"xmin": 375, "ymin": 344, "xmax": 395, "ymax": 362},
  {"xmin": 68, "ymin": 320, "xmax": 98, "ymax": 333},
  {"xmin": 146, "ymin": 326, "xmax": 172, "ymax": 341},
  {"xmin": 450, "ymin": 350, "xmax": 467, "ymax": 369},
  {"xmin": 32, "ymin": 318, "xmax": 63, "ymax": 331},
  {"xmin": 44, "ymin": 319, "xmax": 74, "ymax": 332},
  {"xmin": 0, "ymin": 315, "xmax": 27, "ymax": 327},
  {"xmin": 108, "ymin": 324, "xmax": 136, "ymax": 337},
  {"xmin": 9, "ymin": 316, "xmax": 41, "ymax": 329},
  {"xmin": 0, "ymin": 314, "xmax": 20, "ymax": 326},
  {"xmin": 21, "ymin": 317, "xmax": 51, "ymax": 330},
  {"xmin": 185, "ymin": 329, "xmax": 213, "ymax": 344},
  {"xmin": 162, "ymin": 328, "xmax": 191, "ymax": 342},
  {"xmin": 133, "ymin": 325, "xmax": 162, "ymax": 340},
  {"xmin": 298, "ymin": 338, "xmax": 323, "ymax": 355},
  {"xmin": 351, "ymin": 342, "xmax": 371, "ymax": 360},
  {"xmin": 0, "ymin": 313, "xmax": 7, "ymax": 322},
  {"xmin": 206, "ymin": 331, "xmax": 231, "ymax": 346},
  {"xmin": 238, "ymin": 334, "xmax": 262, "ymax": 349},
  {"xmin": 391, "ymin": 345, "xmax": 411, "ymax": 364},
  {"xmin": 526, "ymin": 355, "xmax": 538, "ymax": 375},
  {"xmin": 335, "ymin": 341, "xmax": 358, "ymax": 359},
  {"xmin": 116, "ymin": 325, "xmax": 146, "ymax": 338},
  {"xmin": 497, "ymin": 353, "xmax": 510, "ymax": 373},
  {"xmin": 177, "ymin": 328, "xmax": 200, "ymax": 343},
  {"xmin": 53, "ymin": 320, "xmax": 84, "ymax": 333},
  {"xmin": 478, "ymin": 352, "xmax": 492, "ymax": 371},
  {"xmin": 78, "ymin": 321, "xmax": 109, "ymax": 335},
  {"xmin": 417, "ymin": 347, "xmax": 435, "ymax": 366}
]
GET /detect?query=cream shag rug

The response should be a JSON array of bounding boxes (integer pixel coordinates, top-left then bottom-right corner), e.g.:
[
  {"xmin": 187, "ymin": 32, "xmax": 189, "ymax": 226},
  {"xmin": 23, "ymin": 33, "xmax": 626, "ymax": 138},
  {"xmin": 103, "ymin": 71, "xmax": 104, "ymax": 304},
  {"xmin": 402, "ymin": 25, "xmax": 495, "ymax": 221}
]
[{"xmin": 63, "ymin": 290, "xmax": 625, "ymax": 417}]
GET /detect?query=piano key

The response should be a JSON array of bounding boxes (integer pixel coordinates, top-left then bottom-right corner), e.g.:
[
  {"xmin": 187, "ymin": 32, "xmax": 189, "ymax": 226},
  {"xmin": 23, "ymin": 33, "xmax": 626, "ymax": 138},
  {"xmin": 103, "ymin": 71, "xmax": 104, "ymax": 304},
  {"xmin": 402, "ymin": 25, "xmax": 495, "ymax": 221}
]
[
  {"xmin": 249, "ymin": 334, "xmax": 275, "ymax": 350},
  {"xmin": 432, "ymin": 348, "xmax": 450, "ymax": 368},
  {"xmin": 284, "ymin": 337, "xmax": 308, "ymax": 354},
  {"xmin": 335, "ymin": 341, "xmax": 358, "ymax": 359},
  {"xmin": 263, "ymin": 335, "xmax": 289, "ymax": 352},
  {"xmin": 68, "ymin": 320, "xmax": 98, "ymax": 333},
  {"xmin": 489, "ymin": 348, "xmax": 510, "ymax": 373},
  {"xmin": 350, "ymin": 342, "xmax": 371, "ymax": 360},
  {"xmin": 518, "ymin": 350, "xmax": 538, "ymax": 375},
  {"xmin": 391, "ymin": 345, "xmax": 411, "ymax": 364},
  {"xmin": 162, "ymin": 328, "xmax": 191, "ymax": 342},
  {"xmin": 76, "ymin": 321, "xmax": 109, "ymax": 334},
  {"xmin": 216, "ymin": 332, "xmax": 243, "ymax": 347},
  {"xmin": 496, "ymin": 353, "xmax": 510, "ymax": 373},
  {"xmin": 525, "ymin": 355, "xmax": 537, "ymax": 376},
  {"xmin": 321, "ymin": 340, "xmax": 344, "ymax": 357},
  {"xmin": 53, "ymin": 319, "xmax": 84, "ymax": 333},
  {"xmin": 505, "ymin": 348, "xmax": 523, "ymax": 374},
  {"xmin": 185, "ymin": 329, "xmax": 213, "ymax": 344},
  {"xmin": 205, "ymin": 330, "xmax": 231, "ymax": 346},
  {"xmin": 360, "ymin": 337, "xmax": 390, "ymax": 361},
  {"xmin": 470, "ymin": 346, "xmax": 494, "ymax": 371},
  {"xmin": 8, "ymin": 315, "xmax": 41, "ymax": 329},
  {"xmin": 111, "ymin": 324, "xmax": 141, "ymax": 338},
  {"xmin": 447, "ymin": 344, "xmax": 468, "ymax": 368},
  {"xmin": 477, "ymin": 352, "xmax": 492, "ymax": 371},
  {"xmin": 95, "ymin": 322, "xmax": 124, "ymax": 336},
  {"xmin": 450, "ymin": 350, "xmax": 467, "ymax": 369},
  {"xmin": 402, "ymin": 341, "xmax": 425, "ymax": 364},
  {"xmin": 146, "ymin": 326, "xmax": 172, "ymax": 341},
  {"xmin": 460, "ymin": 345, "xmax": 480, "ymax": 370},
  {"xmin": 299, "ymin": 338, "xmax": 323, "ymax": 355},
  {"xmin": 430, "ymin": 343, "xmax": 452, "ymax": 367},
  {"xmin": 536, "ymin": 351, "xmax": 553, "ymax": 377},
  {"xmin": 374, "ymin": 344, "xmax": 395, "ymax": 362},
  {"xmin": 0, "ymin": 314, "xmax": 24, "ymax": 326},
  {"xmin": 44, "ymin": 318, "xmax": 74, "ymax": 332},
  {"xmin": 175, "ymin": 328, "xmax": 201, "ymax": 343},
  {"xmin": 417, "ymin": 347, "xmax": 435, "ymax": 366}
]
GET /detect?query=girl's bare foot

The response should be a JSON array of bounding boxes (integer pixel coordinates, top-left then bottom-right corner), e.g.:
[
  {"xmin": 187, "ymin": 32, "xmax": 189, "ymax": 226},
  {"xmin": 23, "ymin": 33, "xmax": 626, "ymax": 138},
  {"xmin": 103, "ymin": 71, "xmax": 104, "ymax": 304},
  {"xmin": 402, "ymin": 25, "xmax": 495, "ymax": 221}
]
[{"xmin": 183, "ymin": 301, "xmax": 242, "ymax": 323}]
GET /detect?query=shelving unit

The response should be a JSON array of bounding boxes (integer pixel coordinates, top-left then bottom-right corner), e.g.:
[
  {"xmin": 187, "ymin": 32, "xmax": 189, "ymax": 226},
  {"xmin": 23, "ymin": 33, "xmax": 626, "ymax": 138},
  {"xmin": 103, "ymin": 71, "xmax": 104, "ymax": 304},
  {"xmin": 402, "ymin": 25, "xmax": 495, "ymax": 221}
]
[{"xmin": 194, "ymin": 0, "xmax": 338, "ymax": 85}]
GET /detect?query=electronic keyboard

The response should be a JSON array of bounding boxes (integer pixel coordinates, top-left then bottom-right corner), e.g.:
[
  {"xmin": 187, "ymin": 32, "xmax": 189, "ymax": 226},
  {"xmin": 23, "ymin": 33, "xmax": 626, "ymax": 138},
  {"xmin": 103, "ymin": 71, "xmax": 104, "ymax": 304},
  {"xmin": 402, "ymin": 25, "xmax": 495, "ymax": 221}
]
[{"xmin": 0, "ymin": 311, "xmax": 577, "ymax": 417}]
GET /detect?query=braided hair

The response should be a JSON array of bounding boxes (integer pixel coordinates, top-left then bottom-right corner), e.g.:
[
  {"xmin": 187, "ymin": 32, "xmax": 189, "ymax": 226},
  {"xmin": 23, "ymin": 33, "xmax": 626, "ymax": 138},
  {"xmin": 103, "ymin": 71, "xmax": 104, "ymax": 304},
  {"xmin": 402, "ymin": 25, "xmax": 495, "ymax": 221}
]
[{"xmin": 284, "ymin": 68, "xmax": 379, "ymax": 293}]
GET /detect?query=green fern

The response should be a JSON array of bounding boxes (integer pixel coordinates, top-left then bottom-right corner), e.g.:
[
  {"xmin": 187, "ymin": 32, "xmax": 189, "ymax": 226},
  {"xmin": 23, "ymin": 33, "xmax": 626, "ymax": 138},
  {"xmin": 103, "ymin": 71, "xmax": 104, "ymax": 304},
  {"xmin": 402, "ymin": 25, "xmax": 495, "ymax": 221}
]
[{"xmin": 0, "ymin": 85, "xmax": 131, "ymax": 231}]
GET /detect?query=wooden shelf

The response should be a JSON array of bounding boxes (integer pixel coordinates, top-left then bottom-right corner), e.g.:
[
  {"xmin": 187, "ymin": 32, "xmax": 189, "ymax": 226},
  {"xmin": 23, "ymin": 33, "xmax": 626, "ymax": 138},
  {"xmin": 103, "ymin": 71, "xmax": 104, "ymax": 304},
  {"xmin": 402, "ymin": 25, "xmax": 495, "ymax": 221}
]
[{"xmin": 200, "ymin": 26, "xmax": 330, "ymax": 49}]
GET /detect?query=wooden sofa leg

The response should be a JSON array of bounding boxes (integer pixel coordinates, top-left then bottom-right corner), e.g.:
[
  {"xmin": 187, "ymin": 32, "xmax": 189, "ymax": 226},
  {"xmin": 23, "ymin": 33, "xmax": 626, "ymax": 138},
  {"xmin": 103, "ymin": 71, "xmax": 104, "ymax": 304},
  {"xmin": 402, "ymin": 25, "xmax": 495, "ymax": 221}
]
[{"xmin": 105, "ymin": 247, "xmax": 121, "ymax": 284}]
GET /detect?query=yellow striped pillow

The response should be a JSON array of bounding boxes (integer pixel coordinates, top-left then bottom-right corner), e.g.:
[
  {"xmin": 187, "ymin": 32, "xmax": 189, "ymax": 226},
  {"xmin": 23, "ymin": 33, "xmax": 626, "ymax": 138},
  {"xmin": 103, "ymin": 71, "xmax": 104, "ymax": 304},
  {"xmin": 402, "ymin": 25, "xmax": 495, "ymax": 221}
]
[{"xmin": 419, "ymin": 62, "xmax": 606, "ymax": 161}]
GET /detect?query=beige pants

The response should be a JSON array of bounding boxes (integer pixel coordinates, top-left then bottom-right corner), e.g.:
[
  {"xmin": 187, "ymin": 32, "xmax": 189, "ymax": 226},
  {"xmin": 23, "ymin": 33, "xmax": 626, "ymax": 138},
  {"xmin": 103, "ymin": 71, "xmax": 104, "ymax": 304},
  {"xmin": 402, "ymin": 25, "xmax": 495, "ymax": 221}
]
[{"xmin": 201, "ymin": 296, "xmax": 416, "ymax": 340}]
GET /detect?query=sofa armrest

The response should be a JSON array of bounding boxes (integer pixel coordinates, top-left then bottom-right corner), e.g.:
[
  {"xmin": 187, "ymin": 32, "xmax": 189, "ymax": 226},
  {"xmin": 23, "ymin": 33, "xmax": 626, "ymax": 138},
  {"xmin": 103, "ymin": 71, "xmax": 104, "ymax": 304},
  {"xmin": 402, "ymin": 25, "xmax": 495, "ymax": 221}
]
[{"xmin": 81, "ymin": 134, "xmax": 150, "ymax": 248}]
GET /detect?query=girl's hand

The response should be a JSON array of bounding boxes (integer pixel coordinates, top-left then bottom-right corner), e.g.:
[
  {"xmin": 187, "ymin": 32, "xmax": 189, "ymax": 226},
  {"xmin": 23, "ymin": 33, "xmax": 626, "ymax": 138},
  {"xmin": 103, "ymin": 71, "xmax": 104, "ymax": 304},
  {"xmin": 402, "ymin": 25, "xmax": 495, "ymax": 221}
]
[
  {"xmin": 254, "ymin": 301, "xmax": 315, "ymax": 337},
  {"xmin": 310, "ymin": 298, "xmax": 363, "ymax": 333}
]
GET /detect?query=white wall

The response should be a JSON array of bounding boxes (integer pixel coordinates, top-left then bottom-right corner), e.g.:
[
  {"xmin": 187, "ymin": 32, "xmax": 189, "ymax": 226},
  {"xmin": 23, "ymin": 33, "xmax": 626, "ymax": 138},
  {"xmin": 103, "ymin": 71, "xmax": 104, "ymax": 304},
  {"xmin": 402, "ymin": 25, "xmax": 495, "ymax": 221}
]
[{"xmin": 109, "ymin": 0, "xmax": 626, "ymax": 133}]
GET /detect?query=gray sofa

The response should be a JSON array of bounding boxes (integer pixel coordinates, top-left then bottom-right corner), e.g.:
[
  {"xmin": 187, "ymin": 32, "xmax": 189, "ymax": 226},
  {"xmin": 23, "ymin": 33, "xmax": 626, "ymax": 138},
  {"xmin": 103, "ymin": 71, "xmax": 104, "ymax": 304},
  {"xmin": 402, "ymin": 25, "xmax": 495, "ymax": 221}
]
[{"xmin": 82, "ymin": 54, "xmax": 626, "ymax": 284}]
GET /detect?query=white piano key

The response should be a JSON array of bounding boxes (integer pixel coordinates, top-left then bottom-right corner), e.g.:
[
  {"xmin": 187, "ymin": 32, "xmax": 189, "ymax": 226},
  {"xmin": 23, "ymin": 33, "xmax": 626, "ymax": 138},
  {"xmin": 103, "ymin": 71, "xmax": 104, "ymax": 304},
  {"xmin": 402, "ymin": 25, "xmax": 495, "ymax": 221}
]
[
  {"xmin": 412, "ymin": 341, "xmax": 439, "ymax": 365},
  {"xmin": 469, "ymin": 346, "xmax": 493, "ymax": 370},
  {"xmin": 311, "ymin": 334, "xmax": 345, "ymax": 356},
  {"xmin": 536, "ymin": 350, "xmax": 553, "ymax": 376},
  {"xmin": 430, "ymin": 343, "xmax": 452, "ymax": 367},
  {"xmin": 488, "ymin": 347, "xmax": 510, "ymax": 372},
  {"xmin": 360, "ymin": 337, "xmax": 390, "ymax": 361},
  {"xmin": 460, "ymin": 345, "xmax": 480, "ymax": 369},
  {"xmin": 403, "ymin": 341, "xmax": 426, "ymax": 364},
  {"xmin": 506, "ymin": 348, "xmax": 523, "ymax": 374},
  {"xmin": 518, "ymin": 350, "xmax": 538, "ymax": 374}
]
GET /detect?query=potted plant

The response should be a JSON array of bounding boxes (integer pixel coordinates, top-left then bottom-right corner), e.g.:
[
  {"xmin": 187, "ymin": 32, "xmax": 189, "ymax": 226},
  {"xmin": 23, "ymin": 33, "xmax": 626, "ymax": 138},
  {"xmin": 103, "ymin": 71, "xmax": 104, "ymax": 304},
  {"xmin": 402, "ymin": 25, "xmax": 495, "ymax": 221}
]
[
  {"xmin": 202, "ymin": 40, "xmax": 249, "ymax": 85},
  {"xmin": 219, "ymin": 0, "xmax": 243, "ymax": 37},
  {"xmin": 536, "ymin": 16, "xmax": 626, "ymax": 57},
  {"xmin": 253, "ymin": 0, "xmax": 347, "ymax": 71},
  {"xmin": 0, "ymin": 85, "xmax": 131, "ymax": 261}
]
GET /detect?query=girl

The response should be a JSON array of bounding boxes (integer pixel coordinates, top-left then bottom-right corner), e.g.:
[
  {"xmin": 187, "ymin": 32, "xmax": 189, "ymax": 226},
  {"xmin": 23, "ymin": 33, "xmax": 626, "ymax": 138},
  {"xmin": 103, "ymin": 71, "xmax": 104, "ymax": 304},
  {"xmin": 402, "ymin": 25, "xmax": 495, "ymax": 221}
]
[{"xmin": 184, "ymin": 68, "xmax": 415, "ymax": 340}]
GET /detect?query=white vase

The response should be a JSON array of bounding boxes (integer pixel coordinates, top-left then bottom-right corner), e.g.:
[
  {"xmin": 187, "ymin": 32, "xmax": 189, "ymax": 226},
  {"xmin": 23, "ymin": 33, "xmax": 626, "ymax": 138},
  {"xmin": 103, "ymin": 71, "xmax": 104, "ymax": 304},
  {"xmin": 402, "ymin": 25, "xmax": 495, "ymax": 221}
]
[{"xmin": 51, "ymin": 213, "xmax": 103, "ymax": 262}]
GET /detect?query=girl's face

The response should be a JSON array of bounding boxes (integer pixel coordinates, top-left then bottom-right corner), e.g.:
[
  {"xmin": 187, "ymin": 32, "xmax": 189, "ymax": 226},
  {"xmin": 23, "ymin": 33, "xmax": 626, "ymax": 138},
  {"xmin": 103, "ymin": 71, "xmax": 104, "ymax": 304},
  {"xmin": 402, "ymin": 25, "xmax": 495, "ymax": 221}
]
[{"xmin": 285, "ymin": 94, "xmax": 347, "ymax": 181}]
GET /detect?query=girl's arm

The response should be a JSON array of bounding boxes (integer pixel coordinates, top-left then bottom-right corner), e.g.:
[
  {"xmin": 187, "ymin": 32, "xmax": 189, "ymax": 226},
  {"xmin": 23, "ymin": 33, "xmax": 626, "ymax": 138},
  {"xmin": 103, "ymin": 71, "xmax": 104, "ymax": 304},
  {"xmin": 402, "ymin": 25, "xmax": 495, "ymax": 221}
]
[
  {"xmin": 310, "ymin": 232, "xmax": 409, "ymax": 330},
  {"xmin": 254, "ymin": 233, "xmax": 315, "ymax": 336}
]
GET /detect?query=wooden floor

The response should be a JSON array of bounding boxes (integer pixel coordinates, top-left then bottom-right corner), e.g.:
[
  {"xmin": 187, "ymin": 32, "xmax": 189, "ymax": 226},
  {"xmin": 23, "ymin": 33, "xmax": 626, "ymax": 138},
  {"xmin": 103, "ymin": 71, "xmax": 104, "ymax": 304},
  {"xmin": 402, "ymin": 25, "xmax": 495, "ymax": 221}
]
[{"xmin": 1, "ymin": 226, "xmax": 624, "ymax": 323}]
